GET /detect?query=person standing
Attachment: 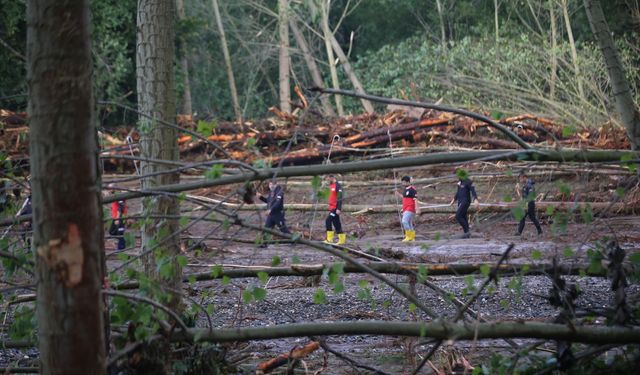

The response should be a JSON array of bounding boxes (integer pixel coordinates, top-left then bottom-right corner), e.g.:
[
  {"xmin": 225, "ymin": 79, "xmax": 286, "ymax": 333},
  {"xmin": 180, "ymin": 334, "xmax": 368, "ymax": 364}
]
[
  {"xmin": 257, "ymin": 180, "xmax": 292, "ymax": 241},
  {"xmin": 516, "ymin": 171, "xmax": 543, "ymax": 235},
  {"xmin": 449, "ymin": 172, "xmax": 479, "ymax": 238},
  {"xmin": 109, "ymin": 186, "xmax": 128, "ymax": 250},
  {"xmin": 324, "ymin": 174, "xmax": 345, "ymax": 245},
  {"xmin": 396, "ymin": 176, "xmax": 420, "ymax": 242}
]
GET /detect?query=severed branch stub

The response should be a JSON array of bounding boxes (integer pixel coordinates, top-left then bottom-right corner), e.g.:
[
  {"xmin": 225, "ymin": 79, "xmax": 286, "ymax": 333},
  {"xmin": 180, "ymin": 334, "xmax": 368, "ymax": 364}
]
[{"xmin": 255, "ymin": 341, "xmax": 321, "ymax": 374}]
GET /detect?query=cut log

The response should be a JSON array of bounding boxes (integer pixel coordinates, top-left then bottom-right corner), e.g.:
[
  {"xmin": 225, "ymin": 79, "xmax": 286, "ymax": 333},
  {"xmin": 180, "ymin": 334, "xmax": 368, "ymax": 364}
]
[{"xmin": 255, "ymin": 341, "xmax": 320, "ymax": 374}]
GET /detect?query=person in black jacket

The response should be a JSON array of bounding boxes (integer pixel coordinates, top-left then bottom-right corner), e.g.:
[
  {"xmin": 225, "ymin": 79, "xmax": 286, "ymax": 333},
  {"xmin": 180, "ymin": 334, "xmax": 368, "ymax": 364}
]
[
  {"xmin": 516, "ymin": 171, "xmax": 542, "ymax": 235},
  {"xmin": 257, "ymin": 181, "xmax": 291, "ymax": 245},
  {"xmin": 449, "ymin": 172, "xmax": 479, "ymax": 238}
]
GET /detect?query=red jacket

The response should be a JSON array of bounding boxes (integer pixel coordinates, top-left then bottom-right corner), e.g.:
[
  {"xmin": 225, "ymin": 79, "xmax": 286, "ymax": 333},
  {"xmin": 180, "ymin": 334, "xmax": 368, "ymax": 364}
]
[
  {"xmin": 111, "ymin": 200, "xmax": 127, "ymax": 219},
  {"xmin": 402, "ymin": 185, "xmax": 417, "ymax": 213},
  {"xmin": 328, "ymin": 182, "xmax": 343, "ymax": 211}
]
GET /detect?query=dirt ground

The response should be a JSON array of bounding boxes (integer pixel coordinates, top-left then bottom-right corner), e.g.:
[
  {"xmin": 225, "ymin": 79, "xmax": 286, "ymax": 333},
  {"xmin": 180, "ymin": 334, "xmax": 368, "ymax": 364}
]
[{"xmin": 3, "ymin": 163, "xmax": 640, "ymax": 374}]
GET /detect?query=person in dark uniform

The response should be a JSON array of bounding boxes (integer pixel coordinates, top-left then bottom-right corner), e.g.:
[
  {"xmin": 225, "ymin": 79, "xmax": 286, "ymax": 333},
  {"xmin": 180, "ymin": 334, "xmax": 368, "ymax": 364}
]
[
  {"xmin": 257, "ymin": 180, "xmax": 291, "ymax": 246},
  {"xmin": 109, "ymin": 186, "xmax": 128, "ymax": 250},
  {"xmin": 395, "ymin": 175, "xmax": 420, "ymax": 241},
  {"xmin": 324, "ymin": 174, "xmax": 345, "ymax": 245},
  {"xmin": 449, "ymin": 172, "xmax": 479, "ymax": 238},
  {"xmin": 516, "ymin": 171, "xmax": 542, "ymax": 235}
]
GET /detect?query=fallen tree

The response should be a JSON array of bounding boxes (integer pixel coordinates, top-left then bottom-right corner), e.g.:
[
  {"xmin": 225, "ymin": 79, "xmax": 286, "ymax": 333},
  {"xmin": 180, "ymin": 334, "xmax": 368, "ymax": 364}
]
[{"xmin": 112, "ymin": 261, "xmax": 616, "ymax": 290}]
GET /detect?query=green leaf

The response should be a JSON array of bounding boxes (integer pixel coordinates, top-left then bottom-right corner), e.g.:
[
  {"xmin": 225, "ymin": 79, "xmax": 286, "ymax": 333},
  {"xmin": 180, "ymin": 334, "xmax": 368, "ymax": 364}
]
[
  {"xmin": 221, "ymin": 275, "xmax": 230, "ymax": 285},
  {"xmin": 616, "ymin": 187, "xmax": 625, "ymax": 198},
  {"xmin": 196, "ymin": 119, "xmax": 217, "ymax": 136},
  {"xmin": 500, "ymin": 299, "xmax": 510, "ymax": 309},
  {"xmin": 117, "ymin": 252, "xmax": 130, "ymax": 262},
  {"xmin": 211, "ymin": 264, "xmax": 223, "ymax": 278},
  {"xmin": 313, "ymin": 288, "xmax": 327, "ymax": 304},
  {"xmin": 455, "ymin": 169, "xmax": 469, "ymax": 180},
  {"xmin": 511, "ymin": 206, "xmax": 525, "ymax": 221},
  {"xmin": 559, "ymin": 183, "xmax": 571, "ymax": 195},
  {"xmin": 628, "ymin": 252, "xmax": 640, "ymax": 265},
  {"xmin": 252, "ymin": 287, "xmax": 267, "ymax": 301},
  {"xmin": 419, "ymin": 324, "xmax": 427, "ymax": 337},
  {"xmin": 434, "ymin": 232, "xmax": 441, "ymax": 241},
  {"xmin": 124, "ymin": 232, "xmax": 135, "ymax": 248},
  {"xmin": 242, "ymin": 289, "xmax": 253, "ymax": 304},
  {"xmin": 562, "ymin": 126, "xmax": 576, "ymax": 138},
  {"xmin": 503, "ymin": 195, "xmax": 512, "ymax": 203},
  {"xmin": 176, "ymin": 255, "xmax": 188, "ymax": 267},
  {"xmin": 531, "ymin": 249, "xmax": 543, "ymax": 260},
  {"xmin": 358, "ymin": 279, "xmax": 369, "ymax": 288},
  {"xmin": 311, "ymin": 175, "xmax": 322, "ymax": 191},
  {"xmin": 188, "ymin": 275, "xmax": 197, "ymax": 284},
  {"xmin": 205, "ymin": 164, "xmax": 223, "ymax": 180},
  {"xmin": 333, "ymin": 282, "xmax": 344, "ymax": 293},
  {"xmin": 179, "ymin": 216, "xmax": 189, "ymax": 226},
  {"xmin": 257, "ymin": 271, "xmax": 269, "ymax": 285},
  {"xmin": 408, "ymin": 303, "xmax": 417, "ymax": 313},
  {"xmin": 546, "ymin": 205, "xmax": 555, "ymax": 215},
  {"xmin": 417, "ymin": 265, "xmax": 428, "ymax": 283},
  {"xmin": 480, "ymin": 264, "xmax": 491, "ymax": 277},
  {"xmin": 291, "ymin": 255, "xmax": 300, "ymax": 264},
  {"xmin": 271, "ymin": 255, "xmax": 281, "ymax": 266},
  {"xmin": 563, "ymin": 247, "xmax": 574, "ymax": 257},
  {"xmin": 246, "ymin": 137, "xmax": 257, "ymax": 150}
]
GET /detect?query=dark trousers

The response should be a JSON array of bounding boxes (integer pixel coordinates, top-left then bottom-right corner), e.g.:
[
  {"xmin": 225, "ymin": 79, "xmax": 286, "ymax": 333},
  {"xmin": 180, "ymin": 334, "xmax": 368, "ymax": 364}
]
[
  {"xmin": 265, "ymin": 212, "xmax": 291, "ymax": 234},
  {"xmin": 456, "ymin": 202, "xmax": 470, "ymax": 233},
  {"xmin": 115, "ymin": 225, "xmax": 126, "ymax": 250},
  {"xmin": 325, "ymin": 210, "xmax": 343, "ymax": 233},
  {"xmin": 518, "ymin": 201, "xmax": 542, "ymax": 234}
]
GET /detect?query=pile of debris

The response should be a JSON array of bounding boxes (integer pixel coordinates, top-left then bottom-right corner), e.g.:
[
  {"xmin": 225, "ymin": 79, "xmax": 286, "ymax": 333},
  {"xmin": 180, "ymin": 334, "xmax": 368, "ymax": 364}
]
[{"xmin": 1, "ymin": 106, "xmax": 631, "ymax": 171}]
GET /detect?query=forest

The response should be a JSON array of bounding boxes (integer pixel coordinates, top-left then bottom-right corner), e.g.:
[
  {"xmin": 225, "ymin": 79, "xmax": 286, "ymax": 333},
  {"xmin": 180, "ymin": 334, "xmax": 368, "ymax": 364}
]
[{"xmin": 1, "ymin": 0, "xmax": 640, "ymax": 374}]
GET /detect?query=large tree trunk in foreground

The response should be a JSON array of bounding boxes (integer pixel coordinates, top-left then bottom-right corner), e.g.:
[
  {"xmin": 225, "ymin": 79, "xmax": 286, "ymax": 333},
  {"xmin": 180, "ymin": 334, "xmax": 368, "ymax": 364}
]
[
  {"xmin": 27, "ymin": 0, "xmax": 106, "ymax": 373},
  {"xmin": 583, "ymin": 0, "xmax": 640, "ymax": 150},
  {"xmin": 137, "ymin": 0, "xmax": 183, "ymax": 312}
]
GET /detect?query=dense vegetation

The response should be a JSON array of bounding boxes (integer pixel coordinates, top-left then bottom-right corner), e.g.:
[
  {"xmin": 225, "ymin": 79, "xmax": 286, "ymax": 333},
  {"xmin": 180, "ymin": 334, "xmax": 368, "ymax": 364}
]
[{"xmin": 1, "ymin": 0, "xmax": 638, "ymax": 124}]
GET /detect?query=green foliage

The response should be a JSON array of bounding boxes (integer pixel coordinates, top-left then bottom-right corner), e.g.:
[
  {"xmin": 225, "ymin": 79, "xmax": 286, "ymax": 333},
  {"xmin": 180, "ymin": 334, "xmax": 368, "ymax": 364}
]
[
  {"xmin": 8, "ymin": 305, "xmax": 35, "ymax": 341},
  {"xmin": 313, "ymin": 288, "xmax": 327, "ymax": 304},
  {"xmin": 205, "ymin": 164, "xmax": 223, "ymax": 180},
  {"xmin": 196, "ymin": 120, "xmax": 217, "ymax": 137}
]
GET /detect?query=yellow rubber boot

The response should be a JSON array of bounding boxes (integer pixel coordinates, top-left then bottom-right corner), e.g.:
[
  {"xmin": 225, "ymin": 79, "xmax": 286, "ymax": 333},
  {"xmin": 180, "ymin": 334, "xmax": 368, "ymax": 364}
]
[
  {"xmin": 324, "ymin": 231, "xmax": 335, "ymax": 244},
  {"xmin": 402, "ymin": 231, "xmax": 410, "ymax": 242},
  {"xmin": 337, "ymin": 233, "xmax": 347, "ymax": 245},
  {"xmin": 407, "ymin": 230, "xmax": 416, "ymax": 242}
]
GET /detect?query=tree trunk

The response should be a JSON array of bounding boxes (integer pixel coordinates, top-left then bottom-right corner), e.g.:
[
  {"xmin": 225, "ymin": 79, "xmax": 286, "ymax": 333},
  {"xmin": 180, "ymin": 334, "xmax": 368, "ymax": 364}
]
[
  {"xmin": 549, "ymin": 0, "xmax": 558, "ymax": 99},
  {"xmin": 176, "ymin": 0, "xmax": 193, "ymax": 116},
  {"xmin": 327, "ymin": 32, "xmax": 375, "ymax": 114},
  {"xmin": 435, "ymin": 0, "xmax": 447, "ymax": 52},
  {"xmin": 290, "ymin": 19, "xmax": 336, "ymax": 116},
  {"xmin": 278, "ymin": 0, "xmax": 291, "ymax": 113},
  {"xmin": 583, "ymin": 0, "xmax": 640, "ymax": 150},
  {"xmin": 211, "ymin": 0, "xmax": 242, "ymax": 123},
  {"xmin": 494, "ymin": 0, "xmax": 500, "ymax": 42},
  {"xmin": 318, "ymin": 0, "xmax": 344, "ymax": 116},
  {"xmin": 137, "ymin": 0, "xmax": 183, "ymax": 312},
  {"xmin": 561, "ymin": 0, "xmax": 585, "ymax": 101},
  {"xmin": 27, "ymin": 0, "xmax": 106, "ymax": 373}
]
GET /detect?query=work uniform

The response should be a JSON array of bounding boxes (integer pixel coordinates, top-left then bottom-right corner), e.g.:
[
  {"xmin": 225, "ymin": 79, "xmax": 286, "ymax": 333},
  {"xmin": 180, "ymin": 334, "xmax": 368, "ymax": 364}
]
[
  {"xmin": 325, "ymin": 181, "xmax": 345, "ymax": 244},
  {"xmin": 110, "ymin": 200, "xmax": 127, "ymax": 250},
  {"xmin": 453, "ymin": 179, "xmax": 477, "ymax": 235},
  {"xmin": 401, "ymin": 185, "xmax": 417, "ymax": 241},
  {"xmin": 517, "ymin": 178, "xmax": 542, "ymax": 235},
  {"xmin": 259, "ymin": 185, "xmax": 291, "ymax": 234}
]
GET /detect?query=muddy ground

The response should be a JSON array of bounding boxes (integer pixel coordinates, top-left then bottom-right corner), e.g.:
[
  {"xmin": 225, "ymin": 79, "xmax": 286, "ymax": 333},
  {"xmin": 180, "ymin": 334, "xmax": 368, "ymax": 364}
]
[{"xmin": 3, "ymin": 163, "xmax": 640, "ymax": 374}]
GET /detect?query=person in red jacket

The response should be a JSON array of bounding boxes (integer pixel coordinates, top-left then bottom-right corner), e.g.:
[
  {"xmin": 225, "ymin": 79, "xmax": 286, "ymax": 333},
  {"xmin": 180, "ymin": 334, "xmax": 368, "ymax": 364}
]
[
  {"xmin": 395, "ymin": 175, "xmax": 420, "ymax": 241},
  {"xmin": 109, "ymin": 186, "xmax": 128, "ymax": 250},
  {"xmin": 324, "ymin": 175, "xmax": 345, "ymax": 245}
]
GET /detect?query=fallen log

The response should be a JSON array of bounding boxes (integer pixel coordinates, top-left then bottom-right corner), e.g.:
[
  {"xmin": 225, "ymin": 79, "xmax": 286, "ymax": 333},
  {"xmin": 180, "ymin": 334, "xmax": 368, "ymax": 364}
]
[
  {"xmin": 114, "ymin": 261, "xmax": 617, "ymax": 290},
  {"xmin": 344, "ymin": 116, "xmax": 453, "ymax": 145},
  {"xmin": 176, "ymin": 320, "xmax": 640, "ymax": 344},
  {"xmin": 255, "ymin": 341, "xmax": 320, "ymax": 374},
  {"xmin": 188, "ymin": 196, "xmax": 637, "ymax": 215}
]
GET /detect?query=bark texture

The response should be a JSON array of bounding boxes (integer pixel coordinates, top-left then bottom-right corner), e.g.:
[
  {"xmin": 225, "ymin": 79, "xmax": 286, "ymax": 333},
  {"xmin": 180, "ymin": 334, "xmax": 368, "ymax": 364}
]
[
  {"xmin": 278, "ymin": 0, "xmax": 291, "ymax": 113},
  {"xmin": 175, "ymin": 0, "xmax": 193, "ymax": 116},
  {"xmin": 583, "ymin": 0, "xmax": 640, "ymax": 150},
  {"xmin": 136, "ymin": 0, "xmax": 183, "ymax": 310},
  {"xmin": 27, "ymin": 0, "xmax": 106, "ymax": 373}
]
